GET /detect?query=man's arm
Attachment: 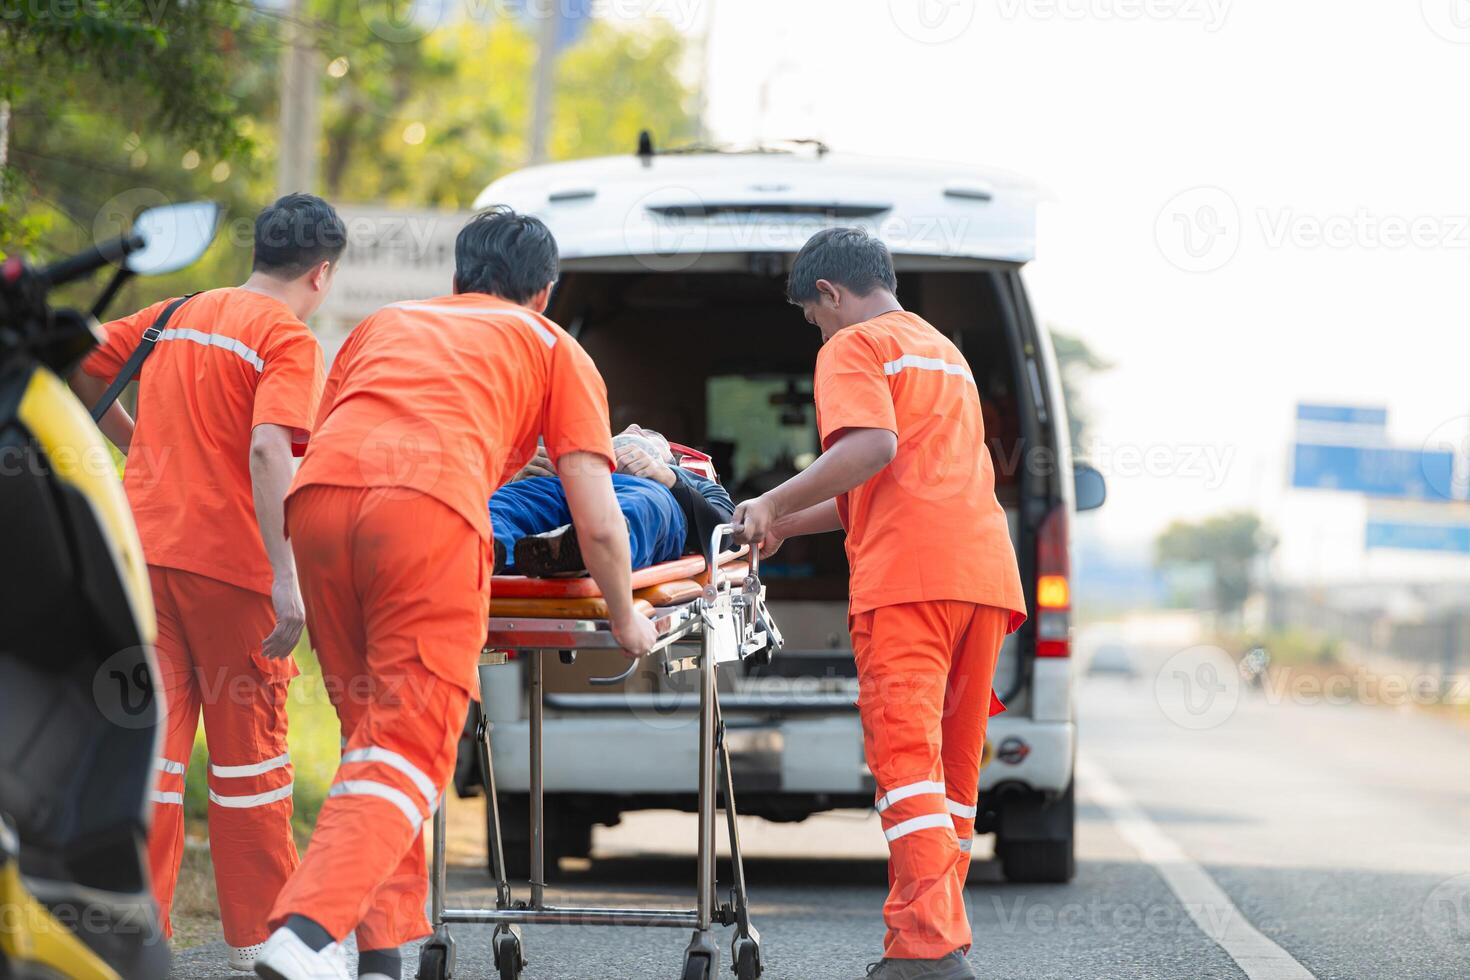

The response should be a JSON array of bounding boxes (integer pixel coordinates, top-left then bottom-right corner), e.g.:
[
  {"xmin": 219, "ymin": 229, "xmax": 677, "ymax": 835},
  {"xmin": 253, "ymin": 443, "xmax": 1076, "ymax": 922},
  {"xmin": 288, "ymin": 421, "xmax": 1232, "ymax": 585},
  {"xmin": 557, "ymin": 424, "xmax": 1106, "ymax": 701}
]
[
  {"xmin": 251, "ymin": 423, "xmax": 305, "ymax": 660},
  {"xmin": 674, "ymin": 467, "xmax": 736, "ymax": 516},
  {"xmin": 732, "ymin": 427, "xmax": 896, "ymax": 547},
  {"xmin": 68, "ymin": 370, "xmax": 135, "ymax": 452},
  {"xmin": 559, "ymin": 450, "xmax": 657, "ymax": 658}
]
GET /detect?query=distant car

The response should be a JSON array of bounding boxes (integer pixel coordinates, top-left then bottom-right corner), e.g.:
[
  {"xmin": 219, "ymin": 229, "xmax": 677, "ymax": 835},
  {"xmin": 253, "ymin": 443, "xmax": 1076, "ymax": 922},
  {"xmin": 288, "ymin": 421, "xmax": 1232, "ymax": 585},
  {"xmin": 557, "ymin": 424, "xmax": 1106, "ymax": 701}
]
[
  {"xmin": 1086, "ymin": 643, "xmax": 1138, "ymax": 678},
  {"xmin": 458, "ymin": 142, "xmax": 1106, "ymax": 885}
]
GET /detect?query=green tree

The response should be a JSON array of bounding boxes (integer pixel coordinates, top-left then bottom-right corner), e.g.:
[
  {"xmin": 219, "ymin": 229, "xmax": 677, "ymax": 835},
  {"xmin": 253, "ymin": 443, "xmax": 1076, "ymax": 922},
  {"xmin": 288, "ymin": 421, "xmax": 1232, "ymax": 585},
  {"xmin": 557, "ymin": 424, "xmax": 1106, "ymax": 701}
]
[
  {"xmin": 1050, "ymin": 327, "xmax": 1110, "ymax": 452},
  {"xmin": 1155, "ymin": 511, "xmax": 1274, "ymax": 615},
  {"xmin": 0, "ymin": 0, "xmax": 261, "ymax": 246}
]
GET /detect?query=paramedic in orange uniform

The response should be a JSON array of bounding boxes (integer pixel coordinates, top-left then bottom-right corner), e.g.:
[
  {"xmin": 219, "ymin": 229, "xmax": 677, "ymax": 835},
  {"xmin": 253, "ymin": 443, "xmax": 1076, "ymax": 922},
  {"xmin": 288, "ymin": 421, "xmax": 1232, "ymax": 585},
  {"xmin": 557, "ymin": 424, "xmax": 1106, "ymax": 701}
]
[
  {"xmin": 253, "ymin": 207, "xmax": 657, "ymax": 980},
  {"xmin": 733, "ymin": 228, "xmax": 1027, "ymax": 980},
  {"xmin": 69, "ymin": 194, "xmax": 344, "ymax": 971}
]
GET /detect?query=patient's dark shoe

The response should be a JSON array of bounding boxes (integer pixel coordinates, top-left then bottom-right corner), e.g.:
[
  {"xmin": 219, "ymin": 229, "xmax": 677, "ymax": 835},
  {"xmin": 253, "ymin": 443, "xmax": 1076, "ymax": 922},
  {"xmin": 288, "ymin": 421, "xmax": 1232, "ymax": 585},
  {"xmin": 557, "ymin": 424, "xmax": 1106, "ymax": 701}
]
[
  {"xmin": 493, "ymin": 538, "xmax": 507, "ymax": 575},
  {"xmin": 514, "ymin": 524, "xmax": 586, "ymax": 577}
]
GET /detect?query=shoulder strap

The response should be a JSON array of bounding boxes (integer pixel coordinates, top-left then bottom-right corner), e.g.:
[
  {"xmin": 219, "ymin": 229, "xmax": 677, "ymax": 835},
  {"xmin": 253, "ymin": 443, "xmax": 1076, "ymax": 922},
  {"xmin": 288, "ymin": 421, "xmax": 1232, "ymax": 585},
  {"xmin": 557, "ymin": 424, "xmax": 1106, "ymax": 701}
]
[{"xmin": 90, "ymin": 293, "xmax": 197, "ymax": 423}]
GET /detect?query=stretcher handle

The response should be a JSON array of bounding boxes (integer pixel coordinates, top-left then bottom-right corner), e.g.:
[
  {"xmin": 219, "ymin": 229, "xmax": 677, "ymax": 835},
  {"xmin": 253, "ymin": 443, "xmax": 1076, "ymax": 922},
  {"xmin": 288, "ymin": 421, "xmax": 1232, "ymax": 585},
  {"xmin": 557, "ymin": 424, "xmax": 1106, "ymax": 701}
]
[
  {"xmin": 588, "ymin": 657, "xmax": 640, "ymax": 687},
  {"xmin": 707, "ymin": 523, "xmax": 759, "ymax": 583}
]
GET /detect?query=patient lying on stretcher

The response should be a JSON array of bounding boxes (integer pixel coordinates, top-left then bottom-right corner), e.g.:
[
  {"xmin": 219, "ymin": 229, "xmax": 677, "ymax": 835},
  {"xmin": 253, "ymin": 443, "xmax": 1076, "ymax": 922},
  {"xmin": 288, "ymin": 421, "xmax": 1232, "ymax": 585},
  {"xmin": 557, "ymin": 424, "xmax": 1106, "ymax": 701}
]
[{"xmin": 490, "ymin": 425, "xmax": 735, "ymax": 577}]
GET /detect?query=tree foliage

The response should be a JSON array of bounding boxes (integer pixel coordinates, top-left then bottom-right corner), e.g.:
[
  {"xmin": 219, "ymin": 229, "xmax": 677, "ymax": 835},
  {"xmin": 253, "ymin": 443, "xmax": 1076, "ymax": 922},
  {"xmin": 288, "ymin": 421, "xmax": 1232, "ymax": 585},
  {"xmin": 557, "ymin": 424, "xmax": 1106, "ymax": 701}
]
[
  {"xmin": 1050, "ymin": 327, "xmax": 1111, "ymax": 453},
  {"xmin": 1155, "ymin": 511, "xmax": 1274, "ymax": 614}
]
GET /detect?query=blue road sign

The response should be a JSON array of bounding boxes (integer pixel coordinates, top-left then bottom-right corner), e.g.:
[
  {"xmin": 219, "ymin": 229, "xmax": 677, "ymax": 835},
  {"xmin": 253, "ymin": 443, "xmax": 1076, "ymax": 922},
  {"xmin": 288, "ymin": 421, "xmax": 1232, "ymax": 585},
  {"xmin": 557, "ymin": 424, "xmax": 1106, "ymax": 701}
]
[
  {"xmin": 1365, "ymin": 520, "xmax": 1470, "ymax": 554},
  {"xmin": 1295, "ymin": 404, "xmax": 1388, "ymax": 428},
  {"xmin": 1291, "ymin": 443, "xmax": 1456, "ymax": 500}
]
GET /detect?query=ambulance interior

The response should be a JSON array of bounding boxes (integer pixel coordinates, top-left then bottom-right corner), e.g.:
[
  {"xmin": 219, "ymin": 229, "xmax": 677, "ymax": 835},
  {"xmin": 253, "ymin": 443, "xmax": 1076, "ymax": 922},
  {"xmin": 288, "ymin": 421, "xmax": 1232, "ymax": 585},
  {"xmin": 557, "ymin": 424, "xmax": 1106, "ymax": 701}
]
[{"xmin": 547, "ymin": 263, "xmax": 1032, "ymax": 699}]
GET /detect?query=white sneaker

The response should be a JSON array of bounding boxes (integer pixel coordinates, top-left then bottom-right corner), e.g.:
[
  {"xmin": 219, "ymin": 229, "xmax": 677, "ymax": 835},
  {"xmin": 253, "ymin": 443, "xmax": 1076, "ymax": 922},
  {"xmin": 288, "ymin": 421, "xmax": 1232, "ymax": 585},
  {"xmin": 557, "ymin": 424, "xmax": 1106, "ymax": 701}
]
[
  {"xmin": 228, "ymin": 942, "xmax": 265, "ymax": 971},
  {"xmin": 253, "ymin": 928, "xmax": 349, "ymax": 980}
]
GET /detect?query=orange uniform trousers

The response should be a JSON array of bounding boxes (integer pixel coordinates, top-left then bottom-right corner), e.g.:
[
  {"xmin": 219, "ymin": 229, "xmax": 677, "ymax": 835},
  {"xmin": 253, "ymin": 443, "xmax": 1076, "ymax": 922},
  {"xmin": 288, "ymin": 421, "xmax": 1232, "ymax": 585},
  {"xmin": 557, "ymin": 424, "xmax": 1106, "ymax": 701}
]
[
  {"xmin": 850, "ymin": 600, "xmax": 1009, "ymax": 960},
  {"xmin": 267, "ymin": 485, "xmax": 486, "ymax": 950},
  {"xmin": 147, "ymin": 565, "xmax": 300, "ymax": 947}
]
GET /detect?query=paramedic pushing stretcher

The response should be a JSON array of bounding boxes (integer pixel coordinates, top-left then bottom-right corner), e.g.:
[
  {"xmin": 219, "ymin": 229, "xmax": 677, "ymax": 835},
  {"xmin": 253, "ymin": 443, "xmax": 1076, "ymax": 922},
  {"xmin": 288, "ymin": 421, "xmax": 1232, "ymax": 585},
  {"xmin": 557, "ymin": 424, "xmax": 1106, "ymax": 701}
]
[
  {"xmin": 254, "ymin": 207, "xmax": 656, "ymax": 980},
  {"xmin": 733, "ymin": 229, "xmax": 1027, "ymax": 980},
  {"xmin": 69, "ymin": 194, "xmax": 343, "ymax": 972}
]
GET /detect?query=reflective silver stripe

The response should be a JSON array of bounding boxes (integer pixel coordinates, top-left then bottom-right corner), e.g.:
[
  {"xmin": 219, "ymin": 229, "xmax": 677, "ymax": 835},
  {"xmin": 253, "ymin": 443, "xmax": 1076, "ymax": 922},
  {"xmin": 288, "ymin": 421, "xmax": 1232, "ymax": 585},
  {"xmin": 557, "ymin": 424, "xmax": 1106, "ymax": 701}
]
[
  {"xmin": 156, "ymin": 328, "xmax": 265, "ymax": 371},
  {"xmin": 327, "ymin": 780, "xmax": 423, "ymax": 832},
  {"xmin": 389, "ymin": 303, "xmax": 558, "ymax": 348},
  {"xmin": 339, "ymin": 747, "xmax": 437, "ymax": 811},
  {"xmin": 875, "ymin": 780, "xmax": 947, "ymax": 814},
  {"xmin": 210, "ymin": 752, "xmax": 290, "ymax": 779},
  {"xmin": 208, "ymin": 784, "xmax": 293, "ymax": 809},
  {"xmin": 958, "ymin": 837, "xmax": 973, "ymax": 853},
  {"xmin": 150, "ymin": 790, "xmax": 184, "ymax": 805},
  {"xmin": 883, "ymin": 812, "xmax": 954, "ymax": 843},
  {"xmin": 881, "ymin": 353, "xmax": 976, "ymax": 385},
  {"xmin": 948, "ymin": 798, "xmax": 978, "ymax": 819},
  {"xmin": 154, "ymin": 758, "xmax": 186, "ymax": 776}
]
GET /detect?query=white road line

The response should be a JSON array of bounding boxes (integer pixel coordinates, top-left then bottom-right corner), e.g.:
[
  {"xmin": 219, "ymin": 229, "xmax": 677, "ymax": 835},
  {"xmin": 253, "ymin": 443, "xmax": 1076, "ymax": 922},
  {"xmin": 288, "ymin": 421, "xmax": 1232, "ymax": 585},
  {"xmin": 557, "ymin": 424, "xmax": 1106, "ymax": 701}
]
[{"xmin": 1078, "ymin": 755, "xmax": 1316, "ymax": 980}]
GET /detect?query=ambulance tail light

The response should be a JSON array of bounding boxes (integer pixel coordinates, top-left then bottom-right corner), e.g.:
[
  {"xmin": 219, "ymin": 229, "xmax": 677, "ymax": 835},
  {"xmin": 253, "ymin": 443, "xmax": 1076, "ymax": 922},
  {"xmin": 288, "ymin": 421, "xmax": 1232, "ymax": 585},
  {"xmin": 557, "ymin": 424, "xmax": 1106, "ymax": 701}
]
[{"xmin": 1035, "ymin": 504, "xmax": 1071, "ymax": 658}]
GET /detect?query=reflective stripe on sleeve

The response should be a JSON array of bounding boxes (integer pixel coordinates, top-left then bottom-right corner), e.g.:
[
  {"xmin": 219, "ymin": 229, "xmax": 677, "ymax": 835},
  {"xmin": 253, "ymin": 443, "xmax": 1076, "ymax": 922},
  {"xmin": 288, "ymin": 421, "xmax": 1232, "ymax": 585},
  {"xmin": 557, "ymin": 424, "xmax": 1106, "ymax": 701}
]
[
  {"xmin": 875, "ymin": 780, "xmax": 947, "ymax": 814},
  {"xmin": 154, "ymin": 758, "xmax": 186, "ymax": 776},
  {"xmin": 150, "ymin": 790, "xmax": 184, "ymax": 805},
  {"xmin": 958, "ymin": 836, "xmax": 973, "ymax": 853},
  {"xmin": 327, "ymin": 780, "xmax": 424, "ymax": 832},
  {"xmin": 883, "ymin": 812, "xmax": 955, "ymax": 843},
  {"xmin": 881, "ymin": 353, "xmax": 976, "ymax": 385},
  {"xmin": 339, "ymin": 747, "xmax": 438, "ymax": 811},
  {"xmin": 208, "ymin": 784, "xmax": 294, "ymax": 809},
  {"xmin": 210, "ymin": 752, "xmax": 290, "ymax": 779}
]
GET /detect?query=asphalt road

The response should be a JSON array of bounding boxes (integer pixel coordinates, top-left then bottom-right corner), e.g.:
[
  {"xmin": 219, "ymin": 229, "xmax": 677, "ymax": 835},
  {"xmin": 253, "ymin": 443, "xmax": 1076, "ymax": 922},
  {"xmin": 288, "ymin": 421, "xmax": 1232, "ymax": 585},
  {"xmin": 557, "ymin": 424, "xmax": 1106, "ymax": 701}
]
[{"xmin": 173, "ymin": 632, "xmax": 1470, "ymax": 979}]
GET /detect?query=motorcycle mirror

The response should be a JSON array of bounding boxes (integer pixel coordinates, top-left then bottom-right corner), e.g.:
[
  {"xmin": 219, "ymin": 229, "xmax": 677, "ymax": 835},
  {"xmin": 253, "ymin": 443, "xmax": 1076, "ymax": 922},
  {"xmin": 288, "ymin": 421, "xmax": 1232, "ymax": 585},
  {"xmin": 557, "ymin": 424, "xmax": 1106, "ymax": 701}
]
[{"xmin": 125, "ymin": 201, "xmax": 221, "ymax": 276}]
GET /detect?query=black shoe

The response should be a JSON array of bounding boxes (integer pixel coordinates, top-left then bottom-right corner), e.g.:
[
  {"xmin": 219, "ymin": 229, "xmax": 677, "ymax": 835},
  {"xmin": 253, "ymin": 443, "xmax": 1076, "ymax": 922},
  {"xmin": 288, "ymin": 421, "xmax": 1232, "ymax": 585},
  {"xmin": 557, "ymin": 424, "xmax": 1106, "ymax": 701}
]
[
  {"xmin": 493, "ymin": 538, "xmax": 507, "ymax": 575},
  {"xmin": 514, "ymin": 523, "xmax": 586, "ymax": 577}
]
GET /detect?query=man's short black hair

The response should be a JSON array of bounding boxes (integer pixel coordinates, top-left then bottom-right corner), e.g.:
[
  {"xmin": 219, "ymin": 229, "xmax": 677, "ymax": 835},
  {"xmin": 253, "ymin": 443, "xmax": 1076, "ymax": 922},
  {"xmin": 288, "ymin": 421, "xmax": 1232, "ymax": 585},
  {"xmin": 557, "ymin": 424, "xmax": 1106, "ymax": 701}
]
[
  {"xmin": 252, "ymin": 193, "xmax": 347, "ymax": 279},
  {"xmin": 454, "ymin": 206, "xmax": 559, "ymax": 304},
  {"xmin": 786, "ymin": 227, "xmax": 898, "ymax": 305}
]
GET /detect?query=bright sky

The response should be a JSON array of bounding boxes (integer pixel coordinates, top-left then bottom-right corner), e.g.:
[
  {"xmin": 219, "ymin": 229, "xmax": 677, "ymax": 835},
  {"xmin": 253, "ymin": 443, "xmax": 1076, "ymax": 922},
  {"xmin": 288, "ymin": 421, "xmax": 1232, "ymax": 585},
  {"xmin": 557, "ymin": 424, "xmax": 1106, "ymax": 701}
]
[{"xmin": 684, "ymin": 0, "xmax": 1470, "ymax": 572}]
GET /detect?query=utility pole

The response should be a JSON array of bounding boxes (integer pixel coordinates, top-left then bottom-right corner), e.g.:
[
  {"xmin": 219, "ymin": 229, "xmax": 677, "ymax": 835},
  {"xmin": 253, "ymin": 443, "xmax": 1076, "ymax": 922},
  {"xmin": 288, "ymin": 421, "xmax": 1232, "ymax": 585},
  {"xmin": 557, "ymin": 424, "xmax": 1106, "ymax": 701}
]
[
  {"xmin": 528, "ymin": 0, "xmax": 560, "ymax": 165},
  {"xmin": 276, "ymin": 0, "xmax": 321, "ymax": 196}
]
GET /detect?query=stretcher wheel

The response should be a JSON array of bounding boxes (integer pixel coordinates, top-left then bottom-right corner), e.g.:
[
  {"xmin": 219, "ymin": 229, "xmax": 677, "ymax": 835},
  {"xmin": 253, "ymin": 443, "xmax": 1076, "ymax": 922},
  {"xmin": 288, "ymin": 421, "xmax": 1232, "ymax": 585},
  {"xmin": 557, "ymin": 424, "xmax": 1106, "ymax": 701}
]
[
  {"xmin": 732, "ymin": 938, "xmax": 761, "ymax": 980},
  {"xmin": 416, "ymin": 944, "xmax": 450, "ymax": 980},
  {"xmin": 494, "ymin": 930, "xmax": 524, "ymax": 980},
  {"xmin": 680, "ymin": 952, "xmax": 713, "ymax": 980}
]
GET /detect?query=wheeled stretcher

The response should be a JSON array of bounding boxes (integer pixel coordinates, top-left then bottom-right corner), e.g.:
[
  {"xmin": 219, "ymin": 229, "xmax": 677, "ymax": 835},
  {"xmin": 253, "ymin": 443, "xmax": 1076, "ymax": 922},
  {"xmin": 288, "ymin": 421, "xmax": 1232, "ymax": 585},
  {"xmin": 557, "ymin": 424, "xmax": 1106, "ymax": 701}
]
[{"xmin": 419, "ymin": 524, "xmax": 784, "ymax": 980}]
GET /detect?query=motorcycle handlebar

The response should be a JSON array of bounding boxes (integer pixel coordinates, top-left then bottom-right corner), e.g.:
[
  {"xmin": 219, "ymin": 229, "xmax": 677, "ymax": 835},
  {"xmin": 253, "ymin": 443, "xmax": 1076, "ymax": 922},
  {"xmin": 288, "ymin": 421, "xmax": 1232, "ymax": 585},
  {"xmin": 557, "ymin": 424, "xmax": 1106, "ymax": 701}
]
[{"xmin": 37, "ymin": 233, "xmax": 145, "ymax": 290}]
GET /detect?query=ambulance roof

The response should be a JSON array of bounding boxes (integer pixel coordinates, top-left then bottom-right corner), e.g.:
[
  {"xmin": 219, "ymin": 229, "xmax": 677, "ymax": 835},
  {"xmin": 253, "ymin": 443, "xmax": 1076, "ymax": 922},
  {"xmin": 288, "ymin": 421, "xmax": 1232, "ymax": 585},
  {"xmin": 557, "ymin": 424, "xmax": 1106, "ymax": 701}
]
[{"xmin": 472, "ymin": 147, "xmax": 1040, "ymax": 264}]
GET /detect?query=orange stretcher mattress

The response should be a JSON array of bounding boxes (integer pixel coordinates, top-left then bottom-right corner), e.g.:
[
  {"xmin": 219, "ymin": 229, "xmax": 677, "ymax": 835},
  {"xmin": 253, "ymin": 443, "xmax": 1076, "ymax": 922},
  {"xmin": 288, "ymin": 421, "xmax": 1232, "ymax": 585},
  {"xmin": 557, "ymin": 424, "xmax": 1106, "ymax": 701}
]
[{"xmin": 488, "ymin": 551, "xmax": 749, "ymax": 618}]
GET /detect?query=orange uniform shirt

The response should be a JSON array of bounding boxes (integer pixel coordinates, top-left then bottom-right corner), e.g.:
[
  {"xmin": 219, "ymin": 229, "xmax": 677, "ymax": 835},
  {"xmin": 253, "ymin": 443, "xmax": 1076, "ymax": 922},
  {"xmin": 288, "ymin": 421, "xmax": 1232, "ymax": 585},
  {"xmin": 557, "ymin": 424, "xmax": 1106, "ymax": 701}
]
[
  {"xmin": 82, "ymin": 288, "xmax": 326, "ymax": 595},
  {"xmin": 813, "ymin": 310, "xmax": 1026, "ymax": 629},
  {"xmin": 291, "ymin": 293, "xmax": 615, "ymax": 535}
]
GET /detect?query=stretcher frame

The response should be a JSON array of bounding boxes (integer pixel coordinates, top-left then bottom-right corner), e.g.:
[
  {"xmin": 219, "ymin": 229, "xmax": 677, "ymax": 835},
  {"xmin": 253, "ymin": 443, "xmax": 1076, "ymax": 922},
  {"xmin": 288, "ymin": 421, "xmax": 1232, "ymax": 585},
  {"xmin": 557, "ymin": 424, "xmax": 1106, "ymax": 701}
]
[{"xmin": 420, "ymin": 525, "xmax": 783, "ymax": 980}]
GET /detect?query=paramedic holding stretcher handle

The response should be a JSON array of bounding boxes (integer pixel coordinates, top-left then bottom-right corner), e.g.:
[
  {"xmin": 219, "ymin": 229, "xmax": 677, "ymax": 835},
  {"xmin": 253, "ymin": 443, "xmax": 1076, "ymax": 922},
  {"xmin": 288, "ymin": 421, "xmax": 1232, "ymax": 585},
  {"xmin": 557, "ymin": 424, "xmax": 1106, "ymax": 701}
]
[
  {"xmin": 253, "ymin": 207, "xmax": 654, "ymax": 980},
  {"xmin": 733, "ymin": 228, "xmax": 1026, "ymax": 980}
]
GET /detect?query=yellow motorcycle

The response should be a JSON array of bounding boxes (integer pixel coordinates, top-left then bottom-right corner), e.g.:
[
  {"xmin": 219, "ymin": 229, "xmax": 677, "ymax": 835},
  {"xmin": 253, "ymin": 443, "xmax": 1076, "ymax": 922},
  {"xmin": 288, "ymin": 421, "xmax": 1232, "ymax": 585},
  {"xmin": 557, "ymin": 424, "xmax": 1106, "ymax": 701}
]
[{"xmin": 0, "ymin": 202, "xmax": 218, "ymax": 979}]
